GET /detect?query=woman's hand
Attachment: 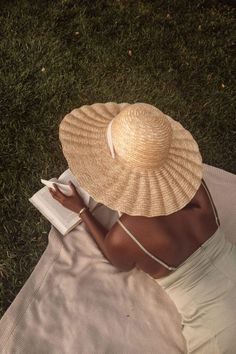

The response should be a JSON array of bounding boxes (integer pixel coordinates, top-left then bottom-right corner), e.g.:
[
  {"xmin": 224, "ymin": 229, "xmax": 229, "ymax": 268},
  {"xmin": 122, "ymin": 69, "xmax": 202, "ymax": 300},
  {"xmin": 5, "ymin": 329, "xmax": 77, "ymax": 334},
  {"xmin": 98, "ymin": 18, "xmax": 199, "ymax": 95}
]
[{"xmin": 49, "ymin": 181, "xmax": 86, "ymax": 214}]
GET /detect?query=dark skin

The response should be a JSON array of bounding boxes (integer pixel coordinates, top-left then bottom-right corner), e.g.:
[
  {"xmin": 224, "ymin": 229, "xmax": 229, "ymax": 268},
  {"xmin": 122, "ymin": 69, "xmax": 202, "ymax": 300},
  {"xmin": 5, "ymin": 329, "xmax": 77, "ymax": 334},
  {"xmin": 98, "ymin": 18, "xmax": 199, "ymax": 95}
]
[
  {"xmin": 49, "ymin": 182, "xmax": 112, "ymax": 262},
  {"xmin": 49, "ymin": 178, "xmax": 220, "ymax": 279}
]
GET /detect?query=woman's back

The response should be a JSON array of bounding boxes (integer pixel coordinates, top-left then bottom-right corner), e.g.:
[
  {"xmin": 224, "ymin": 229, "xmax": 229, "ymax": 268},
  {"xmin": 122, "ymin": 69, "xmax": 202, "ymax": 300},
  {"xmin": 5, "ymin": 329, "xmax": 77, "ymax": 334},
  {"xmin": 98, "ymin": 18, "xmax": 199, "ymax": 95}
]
[
  {"xmin": 117, "ymin": 179, "xmax": 220, "ymax": 279},
  {"xmin": 117, "ymin": 179, "xmax": 236, "ymax": 352}
]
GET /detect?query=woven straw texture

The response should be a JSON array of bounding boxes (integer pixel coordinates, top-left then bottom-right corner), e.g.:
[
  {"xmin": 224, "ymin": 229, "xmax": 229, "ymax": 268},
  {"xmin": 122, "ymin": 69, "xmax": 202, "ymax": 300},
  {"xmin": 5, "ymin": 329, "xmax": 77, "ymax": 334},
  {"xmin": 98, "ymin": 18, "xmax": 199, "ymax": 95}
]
[{"xmin": 59, "ymin": 102, "xmax": 203, "ymax": 216}]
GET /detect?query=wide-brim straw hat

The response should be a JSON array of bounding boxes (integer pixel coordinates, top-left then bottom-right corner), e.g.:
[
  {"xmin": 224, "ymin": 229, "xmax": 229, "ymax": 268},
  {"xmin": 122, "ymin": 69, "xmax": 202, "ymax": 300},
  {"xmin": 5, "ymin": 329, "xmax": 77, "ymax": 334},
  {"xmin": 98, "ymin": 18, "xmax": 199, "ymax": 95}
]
[{"xmin": 59, "ymin": 102, "xmax": 203, "ymax": 217}]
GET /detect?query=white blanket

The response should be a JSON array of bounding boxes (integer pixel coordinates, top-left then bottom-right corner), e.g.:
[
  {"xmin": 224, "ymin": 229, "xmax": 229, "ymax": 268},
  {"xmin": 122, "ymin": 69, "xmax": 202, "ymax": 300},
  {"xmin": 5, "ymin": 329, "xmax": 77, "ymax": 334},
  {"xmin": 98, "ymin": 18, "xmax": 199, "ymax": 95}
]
[{"xmin": 0, "ymin": 163, "xmax": 236, "ymax": 354}]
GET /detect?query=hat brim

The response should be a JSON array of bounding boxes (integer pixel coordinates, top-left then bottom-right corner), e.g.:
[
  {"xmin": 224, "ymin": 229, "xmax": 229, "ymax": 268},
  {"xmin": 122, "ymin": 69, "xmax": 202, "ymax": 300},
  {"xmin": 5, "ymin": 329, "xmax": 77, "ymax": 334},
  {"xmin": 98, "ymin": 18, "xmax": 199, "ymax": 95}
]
[{"xmin": 59, "ymin": 102, "xmax": 203, "ymax": 216}]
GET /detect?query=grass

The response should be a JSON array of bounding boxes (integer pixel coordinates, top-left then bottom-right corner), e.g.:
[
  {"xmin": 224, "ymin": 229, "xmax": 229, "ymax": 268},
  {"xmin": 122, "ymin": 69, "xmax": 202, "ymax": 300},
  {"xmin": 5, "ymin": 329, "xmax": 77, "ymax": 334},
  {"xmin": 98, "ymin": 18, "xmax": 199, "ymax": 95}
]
[{"xmin": 0, "ymin": 0, "xmax": 235, "ymax": 318}]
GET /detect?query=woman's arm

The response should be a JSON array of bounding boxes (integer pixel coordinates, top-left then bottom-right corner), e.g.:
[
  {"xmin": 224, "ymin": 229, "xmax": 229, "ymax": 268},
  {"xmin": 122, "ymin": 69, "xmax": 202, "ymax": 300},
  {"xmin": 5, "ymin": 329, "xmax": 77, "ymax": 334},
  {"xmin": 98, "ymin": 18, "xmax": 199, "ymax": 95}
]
[
  {"xmin": 79, "ymin": 208, "xmax": 111, "ymax": 260},
  {"xmin": 49, "ymin": 181, "xmax": 128, "ymax": 266},
  {"xmin": 80, "ymin": 209, "xmax": 136, "ymax": 271}
]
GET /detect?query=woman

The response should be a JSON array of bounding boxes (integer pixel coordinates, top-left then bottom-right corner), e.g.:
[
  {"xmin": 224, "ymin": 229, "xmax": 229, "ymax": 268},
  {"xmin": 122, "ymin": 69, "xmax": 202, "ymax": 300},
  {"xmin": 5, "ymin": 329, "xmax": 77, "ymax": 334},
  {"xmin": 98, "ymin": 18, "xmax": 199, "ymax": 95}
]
[{"xmin": 50, "ymin": 102, "xmax": 236, "ymax": 353}]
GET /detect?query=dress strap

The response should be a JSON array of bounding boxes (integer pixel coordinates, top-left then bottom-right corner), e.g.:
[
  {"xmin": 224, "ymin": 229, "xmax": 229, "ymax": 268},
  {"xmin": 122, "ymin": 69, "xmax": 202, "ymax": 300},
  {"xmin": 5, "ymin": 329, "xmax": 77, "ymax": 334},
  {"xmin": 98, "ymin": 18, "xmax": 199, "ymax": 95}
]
[
  {"xmin": 116, "ymin": 219, "xmax": 177, "ymax": 271},
  {"xmin": 201, "ymin": 180, "xmax": 220, "ymax": 227}
]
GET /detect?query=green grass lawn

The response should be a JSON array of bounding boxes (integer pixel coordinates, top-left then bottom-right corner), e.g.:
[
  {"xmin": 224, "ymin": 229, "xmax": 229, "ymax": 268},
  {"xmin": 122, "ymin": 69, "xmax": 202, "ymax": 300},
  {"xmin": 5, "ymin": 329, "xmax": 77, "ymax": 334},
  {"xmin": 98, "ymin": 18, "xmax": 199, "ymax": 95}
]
[{"xmin": 0, "ymin": 0, "xmax": 235, "ymax": 318}]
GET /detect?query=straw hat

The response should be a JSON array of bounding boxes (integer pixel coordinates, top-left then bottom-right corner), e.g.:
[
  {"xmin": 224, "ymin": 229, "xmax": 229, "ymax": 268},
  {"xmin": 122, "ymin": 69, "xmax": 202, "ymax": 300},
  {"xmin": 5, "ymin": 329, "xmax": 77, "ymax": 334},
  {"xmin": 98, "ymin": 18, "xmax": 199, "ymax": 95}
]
[{"xmin": 59, "ymin": 102, "xmax": 203, "ymax": 217}]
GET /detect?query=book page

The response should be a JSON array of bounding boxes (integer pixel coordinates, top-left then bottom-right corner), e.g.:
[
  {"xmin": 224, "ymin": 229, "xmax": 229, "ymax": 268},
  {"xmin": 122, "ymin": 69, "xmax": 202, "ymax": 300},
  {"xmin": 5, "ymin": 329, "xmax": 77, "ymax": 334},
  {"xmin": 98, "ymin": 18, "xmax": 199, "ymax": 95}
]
[
  {"xmin": 29, "ymin": 169, "xmax": 103, "ymax": 236},
  {"xmin": 29, "ymin": 186, "xmax": 80, "ymax": 231}
]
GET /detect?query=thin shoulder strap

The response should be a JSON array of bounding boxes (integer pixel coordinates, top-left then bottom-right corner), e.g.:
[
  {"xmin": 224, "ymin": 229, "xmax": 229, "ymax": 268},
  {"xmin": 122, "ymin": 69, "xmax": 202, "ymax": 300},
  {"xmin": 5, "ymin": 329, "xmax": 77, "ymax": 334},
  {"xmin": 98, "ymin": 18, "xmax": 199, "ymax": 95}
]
[
  {"xmin": 201, "ymin": 180, "xmax": 220, "ymax": 227},
  {"xmin": 117, "ymin": 219, "xmax": 177, "ymax": 271}
]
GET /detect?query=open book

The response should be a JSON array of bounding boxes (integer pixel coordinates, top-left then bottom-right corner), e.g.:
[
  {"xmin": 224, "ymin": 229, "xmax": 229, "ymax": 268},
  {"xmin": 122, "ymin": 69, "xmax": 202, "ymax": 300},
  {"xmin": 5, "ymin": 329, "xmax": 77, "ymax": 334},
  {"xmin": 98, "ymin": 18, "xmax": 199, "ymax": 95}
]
[{"xmin": 29, "ymin": 169, "xmax": 102, "ymax": 236}]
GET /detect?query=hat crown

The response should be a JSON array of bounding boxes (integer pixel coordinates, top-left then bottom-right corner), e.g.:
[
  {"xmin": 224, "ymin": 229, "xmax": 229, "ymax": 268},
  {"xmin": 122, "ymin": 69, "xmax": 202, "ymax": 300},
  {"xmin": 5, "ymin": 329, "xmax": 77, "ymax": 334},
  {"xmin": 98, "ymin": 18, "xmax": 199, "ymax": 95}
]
[{"xmin": 111, "ymin": 103, "xmax": 173, "ymax": 169}]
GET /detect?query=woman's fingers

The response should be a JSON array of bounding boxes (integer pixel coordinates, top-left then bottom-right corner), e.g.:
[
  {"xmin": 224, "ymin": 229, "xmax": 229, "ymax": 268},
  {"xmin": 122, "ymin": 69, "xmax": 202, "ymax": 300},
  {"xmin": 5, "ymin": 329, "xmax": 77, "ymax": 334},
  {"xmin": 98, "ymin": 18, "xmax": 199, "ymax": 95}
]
[
  {"xmin": 53, "ymin": 183, "xmax": 64, "ymax": 195},
  {"xmin": 49, "ymin": 188, "xmax": 57, "ymax": 200},
  {"xmin": 69, "ymin": 181, "xmax": 77, "ymax": 194},
  {"xmin": 49, "ymin": 182, "xmax": 78, "ymax": 205},
  {"xmin": 48, "ymin": 182, "xmax": 85, "ymax": 213},
  {"xmin": 50, "ymin": 184, "xmax": 66, "ymax": 201}
]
